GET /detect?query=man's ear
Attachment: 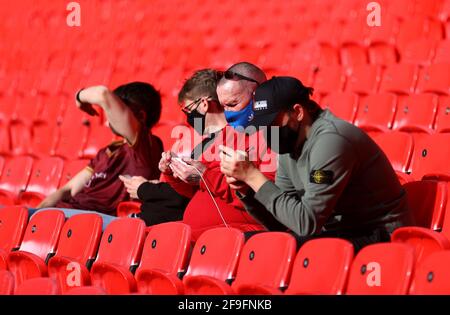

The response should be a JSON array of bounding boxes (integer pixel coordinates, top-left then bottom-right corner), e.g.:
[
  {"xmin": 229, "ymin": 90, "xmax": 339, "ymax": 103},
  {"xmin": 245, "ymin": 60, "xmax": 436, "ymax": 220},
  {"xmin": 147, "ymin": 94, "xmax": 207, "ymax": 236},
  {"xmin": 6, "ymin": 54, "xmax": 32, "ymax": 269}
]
[
  {"xmin": 199, "ymin": 98, "xmax": 209, "ymax": 113},
  {"xmin": 292, "ymin": 104, "xmax": 304, "ymax": 121}
]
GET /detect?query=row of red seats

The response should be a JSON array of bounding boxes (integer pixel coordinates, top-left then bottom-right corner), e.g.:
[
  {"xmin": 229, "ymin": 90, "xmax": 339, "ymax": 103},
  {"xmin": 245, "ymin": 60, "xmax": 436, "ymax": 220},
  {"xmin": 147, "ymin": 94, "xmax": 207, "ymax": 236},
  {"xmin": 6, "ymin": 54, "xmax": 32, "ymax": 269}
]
[
  {"xmin": 0, "ymin": 157, "xmax": 86, "ymax": 207},
  {"xmin": 0, "ymin": 131, "xmax": 448, "ymax": 208},
  {"xmin": 1, "ymin": 205, "xmax": 450, "ymax": 295}
]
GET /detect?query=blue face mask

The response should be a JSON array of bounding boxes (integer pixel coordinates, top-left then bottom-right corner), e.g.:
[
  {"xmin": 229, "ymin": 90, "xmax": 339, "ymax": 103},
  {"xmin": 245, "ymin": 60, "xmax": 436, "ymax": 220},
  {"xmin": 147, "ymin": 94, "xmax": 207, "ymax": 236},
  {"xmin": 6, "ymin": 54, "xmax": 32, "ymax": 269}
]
[{"xmin": 224, "ymin": 99, "xmax": 254, "ymax": 129}]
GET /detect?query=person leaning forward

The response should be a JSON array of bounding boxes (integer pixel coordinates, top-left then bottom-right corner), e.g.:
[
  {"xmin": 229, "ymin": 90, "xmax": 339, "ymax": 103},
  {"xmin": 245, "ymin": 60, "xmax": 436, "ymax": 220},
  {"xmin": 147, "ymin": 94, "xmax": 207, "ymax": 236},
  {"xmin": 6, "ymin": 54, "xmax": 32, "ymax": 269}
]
[{"xmin": 219, "ymin": 76, "xmax": 413, "ymax": 252}]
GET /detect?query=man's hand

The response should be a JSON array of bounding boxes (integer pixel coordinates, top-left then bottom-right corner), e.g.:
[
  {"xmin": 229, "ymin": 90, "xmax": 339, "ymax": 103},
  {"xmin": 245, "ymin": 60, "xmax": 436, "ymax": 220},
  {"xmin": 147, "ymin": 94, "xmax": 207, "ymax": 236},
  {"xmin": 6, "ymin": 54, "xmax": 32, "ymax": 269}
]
[
  {"xmin": 119, "ymin": 175, "xmax": 149, "ymax": 199},
  {"xmin": 169, "ymin": 157, "xmax": 206, "ymax": 185},
  {"xmin": 75, "ymin": 90, "xmax": 99, "ymax": 116},
  {"xmin": 225, "ymin": 175, "xmax": 250, "ymax": 195},
  {"xmin": 219, "ymin": 145, "xmax": 269, "ymax": 192},
  {"xmin": 159, "ymin": 151, "xmax": 173, "ymax": 175}
]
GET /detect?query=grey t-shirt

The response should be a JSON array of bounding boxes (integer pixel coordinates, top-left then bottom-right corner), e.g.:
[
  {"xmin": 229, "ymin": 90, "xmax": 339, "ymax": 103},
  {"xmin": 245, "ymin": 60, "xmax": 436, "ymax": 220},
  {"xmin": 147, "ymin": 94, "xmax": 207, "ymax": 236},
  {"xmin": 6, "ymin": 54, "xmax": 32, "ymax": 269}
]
[{"xmin": 241, "ymin": 110, "xmax": 411, "ymax": 237}]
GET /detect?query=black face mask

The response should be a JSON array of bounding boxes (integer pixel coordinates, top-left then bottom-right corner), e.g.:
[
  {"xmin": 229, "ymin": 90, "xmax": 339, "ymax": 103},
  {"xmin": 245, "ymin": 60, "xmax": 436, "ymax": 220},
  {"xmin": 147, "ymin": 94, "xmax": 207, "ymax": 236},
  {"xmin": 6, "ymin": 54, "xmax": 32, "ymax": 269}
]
[
  {"xmin": 264, "ymin": 123, "xmax": 299, "ymax": 155},
  {"xmin": 187, "ymin": 110, "xmax": 206, "ymax": 135}
]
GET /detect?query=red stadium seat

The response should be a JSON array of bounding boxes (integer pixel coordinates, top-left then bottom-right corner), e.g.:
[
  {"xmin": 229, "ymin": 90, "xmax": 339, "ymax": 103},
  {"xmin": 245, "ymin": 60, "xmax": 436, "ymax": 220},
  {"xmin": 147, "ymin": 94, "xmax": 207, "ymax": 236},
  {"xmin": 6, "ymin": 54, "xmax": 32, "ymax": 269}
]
[
  {"xmin": 285, "ymin": 238, "xmax": 354, "ymax": 295},
  {"xmin": 7, "ymin": 210, "xmax": 65, "ymax": 287},
  {"xmin": 379, "ymin": 64, "xmax": 419, "ymax": 95},
  {"xmin": 401, "ymin": 38, "xmax": 437, "ymax": 66},
  {"xmin": 0, "ymin": 156, "xmax": 34, "ymax": 205},
  {"xmin": 116, "ymin": 201, "xmax": 141, "ymax": 217},
  {"xmin": 9, "ymin": 122, "xmax": 32, "ymax": 156},
  {"xmin": 30, "ymin": 123, "xmax": 58, "ymax": 158},
  {"xmin": 368, "ymin": 44, "xmax": 398, "ymax": 66},
  {"xmin": 0, "ymin": 270, "xmax": 14, "ymax": 295},
  {"xmin": 65, "ymin": 286, "xmax": 106, "ymax": 295},
  {"xmin": 0, "ymin": 156, "xmax": 4, "ymax": 177},
  {"xmin": 90, "ymin": 218, "xmax": 146, "ymax": 294},
  {"xmin": 416, "ymin": 64, "xmax": 450, "ymax": 95},
  {"xmin": 404, "ymin": 181, "xmax": 448, "ymax": 230},
  {"xmin": 409, "ymin": 134, "xmax": 450, "ymax": 180},
  {"xmin": 435, "ymin": 96, "xmax": 450, "ymax": 133},
  {"xmin": 340, "ymin": 45, "xmax": 367, "ymax": 69},
  {"xmin": 410, "ymin": 251, "xmax": 450, "ymax": 295},
  {"xmin": 291, "ymin": 41, "xmax": 339, "ymax": 68},
  {"xmin": 391, "ymin": 227, "xmax": 450, "ymax": 266},
  {"xmin": 17, "ymin": 157, "xmax": 64, "ymax": 207},
  {"xmin": 345, "ymin": 65, "xmax": 382, "ymax": 95},
  {"xmin": 321, "ymin": 92, "xmax": 359, "ymax": 123},
  {"xmin": 345, "ymin": 243, "xmax": 415, "ymax": 295},
  {"xmin": 182, "ymin": 228, "xmax": 245, "ymax": 295},
  {"xmin": 15, "ymin": 277, "xmax": 60, "ymax": 295},
  {"xmin": 396, "ymin": 17, "xmax": 444, "ymax": 51},
  {"xmin": 371, "ymin": 132, "xmax": 413, "ymax": 172},
  {"xmin": 59, "ymin": 159, "xmax": 88, "ymax": 187},
  {"xmin": 433, "ymin": 41, "xmax": 450, "ymax": 63},
  {"xmin": 0, "ymin": 206, "xmax": 28, "ymax": 270},
  {"xmin": 135, "ymin": 222, "xmax": 191, "ymax": 295},
  {"xmin": 47, "ymin": 214, "xmax": 103, "ymax": 293},
  {"xmin": 81, "ymin": 125, "xmax": 115, "ymax": 159},
  {"xmin": 392, "ymin": 93, "xmax": 438, "ymax": 133},
  {"xmin": 0, "ymin": 123, "xmax": 10, "ymax": 156},
  {"xmin": 52, "ymin": 122, "xmax": 89, "ymax": 159},
  {"xmin": 313, "ymin": 65, "xmax": 346, "ymax": 95},
  {"xmin": 354, "ymin": 93, "xmax": 397, "ymax": 132},
  {"xmin": 232, "ymin": 232, "xmax": 297, "ymax": 295}
]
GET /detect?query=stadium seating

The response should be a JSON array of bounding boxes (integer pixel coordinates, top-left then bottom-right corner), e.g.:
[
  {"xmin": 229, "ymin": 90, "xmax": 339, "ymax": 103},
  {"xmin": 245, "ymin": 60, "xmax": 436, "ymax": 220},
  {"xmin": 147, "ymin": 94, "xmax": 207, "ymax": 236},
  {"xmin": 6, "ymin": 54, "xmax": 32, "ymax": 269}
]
[
  {"xmin": 409, "ymin": 250, "xmax": 450, "ymax": 294},
  {"xmin": 320, "ymin": 92, "xmax": 359, "ymax": 123},
  {"xmin": 6, "ymin": 210, "xmax": 65, "ymax": 287},
  {"xmin": 47, "ymin": 214, "xmax": 103, "ymax": 293},
  {"xmin": 392, "ymin": 93, "xmax": 439, "ymax": 133},
  {"xmin": 346, "ymin": 243, "xmax": 415, "ymax": 294},
  {"xmin": 89, "ymin": 218, "xmax": 146, "ymax": 294},
  {"xmin": 371, "ymin": 132, "xmax": 413, "ymax": 173},
  {"xmin": 0, "ymin": 206, "xmax": 28, "ymax": 270},
  {"xmin": 409, "ymin": 133, "xmax": 450, "ymax": 180},
  {"xmin": 135, "ymin": 222, "xmax": 191, "ymax": 294},
  {"xmin": 0, "ymin": 156, "xmax": 33, "ymax": 205},
  {"xmin": 182, "ymin": 228, "xmax": 245, "ymax": 295},
  {"xmin": 14, "ymin": 277, "xmax": 60, "ymax": 295},
  {"xmin": 230, "ymin": 232, "xmax": 297, "ymax": 295},
  {"xmin": 1, "ymin": 0, "xmax": 450, "ymax": 296},
  {"xmin": 354, "ymin": 93, "xmax": 397, "ymax": 132},
  {"xmin": 17, "ymin": 156, "xmax": 64, "ymax": 207},
  {"xmin": 0, "ymin": 270, "xmax": 14, "ymax": 295},
  {"xmin": 284, "ymin": 238, "xmax": 354, "ymax": 295}
]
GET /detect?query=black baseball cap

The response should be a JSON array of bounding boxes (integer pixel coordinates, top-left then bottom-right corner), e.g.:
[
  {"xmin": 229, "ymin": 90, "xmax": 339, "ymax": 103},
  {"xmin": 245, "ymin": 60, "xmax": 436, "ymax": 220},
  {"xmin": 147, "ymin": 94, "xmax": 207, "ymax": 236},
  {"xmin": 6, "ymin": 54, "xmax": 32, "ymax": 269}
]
[{"xmin": 252, "ymin": 76, "xmax": 311, "ymax": 127}]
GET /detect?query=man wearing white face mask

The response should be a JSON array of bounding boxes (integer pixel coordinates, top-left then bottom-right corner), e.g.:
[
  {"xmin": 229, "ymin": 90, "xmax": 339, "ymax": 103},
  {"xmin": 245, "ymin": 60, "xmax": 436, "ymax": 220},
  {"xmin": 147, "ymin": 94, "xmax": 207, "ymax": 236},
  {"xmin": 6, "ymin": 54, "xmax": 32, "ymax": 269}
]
[{"xmin": 217, "ymin": 62, "xmax": 267, "ymax": 129}]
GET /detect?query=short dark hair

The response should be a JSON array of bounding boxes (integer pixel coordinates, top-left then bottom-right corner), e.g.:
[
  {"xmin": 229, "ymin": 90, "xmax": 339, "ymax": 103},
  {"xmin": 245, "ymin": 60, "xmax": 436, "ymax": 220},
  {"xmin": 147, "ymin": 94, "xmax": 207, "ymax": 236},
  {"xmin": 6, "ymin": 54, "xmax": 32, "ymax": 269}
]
[
  {"xmin": 178, "ymin": 69, "xmax": 221, "ymax": 104},
  {"xmin": 113, "ymin": 82, "xmax": 161, "ymax": 129},
  {"xmin": 293, "ymin": 86, "xmax": 322, "ymax": 120}
]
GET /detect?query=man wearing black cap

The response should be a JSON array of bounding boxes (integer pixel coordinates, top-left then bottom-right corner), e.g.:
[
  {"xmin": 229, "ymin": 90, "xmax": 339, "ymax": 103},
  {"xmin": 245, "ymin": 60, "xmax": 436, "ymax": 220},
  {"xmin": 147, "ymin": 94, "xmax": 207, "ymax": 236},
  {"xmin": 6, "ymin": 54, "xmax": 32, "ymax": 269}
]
[{"xmin": 219, "ymin": 76, "xmax": 412, "ymax": 251}]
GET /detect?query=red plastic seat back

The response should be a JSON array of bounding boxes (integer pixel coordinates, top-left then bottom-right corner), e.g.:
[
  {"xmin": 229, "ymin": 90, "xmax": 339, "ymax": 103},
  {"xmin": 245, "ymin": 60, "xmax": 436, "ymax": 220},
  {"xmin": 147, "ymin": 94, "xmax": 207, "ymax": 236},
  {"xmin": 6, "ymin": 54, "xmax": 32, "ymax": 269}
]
[
  {"xmin": 321, "ymin": 92, "xmax": 359, "ymax": 123},
  {"xmin": 15, "ymin": 277, "xmax": 60, "ymax": 295},
  {"xmin": 19, "ymin": 210, "xmax": 66, "ymax": 262},
  {"xmin": 434, "ymin": 96, "xmax": 450, "ymax": 133},
  {"xmin": 410, "ymin": 134, "xmax": 450, "ymax": 180},
  {"xmin": 232, "ymin": 232, "xmax": 297, "ymax": 290},
  {"xmin": 94, "ymin": 218, "xmax": 145, "ymax": 268},
  {"xmin": 410, "ymin": 250, "xmax": 450, "ymax": 295},
  {"xmin": 286, "ymin": 238, "xmax": 354, "ymax": 295},
  {"xmin": 372, "ymin": 131, "xmax": 413, "ymax": 172},
  {"xmin": 354, "ymin": 93, "xmax": 397, "ymax": 132},
  {"xmin": 136, "ymin": 222, "xmax": 191, "ymax": 276},
  {"xmin": 54, "ymin": 213, "xmax": 103, "ymax": 265},
  {"xmin": 404, "ymin": 181, "xmax": 447, "ymax": 230},
  {"xmin": 393, "ymin": 94, "xmax": 438, "ymax": 133},
  {"xmin": 59, "ymin": 159, "xmax": 88, "ymax": 187},
  {"xmin": 0, "ymin": 206, "xmax": 28, "ymax": 252},
  {"xmin": 23, "ymin": 157, "xmax": 64, "ymax": 197},
  {"xmin": 0, "ymin": 271, "xmax": 14, "ymax": 295},
  {"xmin": 185, "ymin": 228, "xmax": 244, "ymax": 281},
  {"xmin": 346, "ymin": 243, "xmax": 415, "ymax": 294},
  {"xmin": 0, "ymin": 156, "xmax": 34, "ymax": 199},
  {"xmin": 65, "ymin": 286, "xmax": 106, "ymax": 295}
]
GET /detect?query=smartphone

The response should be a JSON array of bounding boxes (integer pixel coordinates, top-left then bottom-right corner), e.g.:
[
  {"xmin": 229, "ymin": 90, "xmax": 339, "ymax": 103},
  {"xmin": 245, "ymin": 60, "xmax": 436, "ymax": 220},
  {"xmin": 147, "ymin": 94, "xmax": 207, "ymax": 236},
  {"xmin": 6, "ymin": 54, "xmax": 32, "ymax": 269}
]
[{"xmin": 172, "ymin": 157, "xmax": 189, "ymax": 166}]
